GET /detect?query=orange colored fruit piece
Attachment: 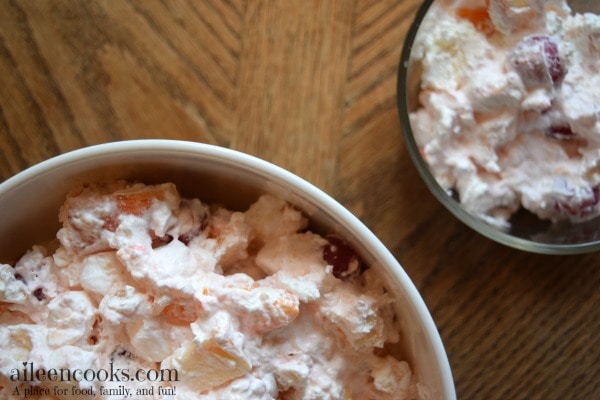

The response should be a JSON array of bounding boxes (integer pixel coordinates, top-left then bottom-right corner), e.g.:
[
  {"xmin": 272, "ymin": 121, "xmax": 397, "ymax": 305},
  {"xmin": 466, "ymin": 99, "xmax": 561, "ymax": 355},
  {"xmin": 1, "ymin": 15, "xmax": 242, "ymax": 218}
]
[
  {"xmin": 113, "ymin": 187, "xmax": 168, "ymax": 215},
  {"xmin": 455, "ymin": 7, "xmax": 495, "ymax": 36},
  {"xmin": 161, "ymin": 299, "xmax": 203, "ymax": 326},
  {"xmin": 253, "ymin": 286, "xmax": 299, "ymax": 333}
]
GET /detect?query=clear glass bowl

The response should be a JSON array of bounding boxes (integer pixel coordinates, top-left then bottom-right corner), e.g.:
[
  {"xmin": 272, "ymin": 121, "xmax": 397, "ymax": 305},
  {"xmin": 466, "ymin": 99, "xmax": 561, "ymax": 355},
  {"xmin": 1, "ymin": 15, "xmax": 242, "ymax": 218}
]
[{"xmin": 397, "ymin": 0, "xmax": 600, "ymax": 254}]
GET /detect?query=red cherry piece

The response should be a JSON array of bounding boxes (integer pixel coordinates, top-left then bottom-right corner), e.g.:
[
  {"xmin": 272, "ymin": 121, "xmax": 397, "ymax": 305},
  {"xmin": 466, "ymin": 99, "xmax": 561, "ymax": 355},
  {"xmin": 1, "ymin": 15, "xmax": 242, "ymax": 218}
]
[
  {"xmin": 545, "ymin": 124, "xmax": 576, "ymax": 140},
  {"xmin": 178, "ymin": 210, "xmax": 208, "ymax": 245},
  {"xmin": 33, "ymin": 288, "xmax": 46, "ymax": 301},
  {"xmin": 511, "ymin": 35, "xmax": 565, "ymax": 87},
  {"xmin": 151, "ymin": 234, "xmax": 174, "ymax": 249},
  {"xmin": 555, "ymin": 187, "xmax": 600, "ymax": 217},
  {"xmin": 322, "ymin": 235, "xmax": 361, "ymax": 280}
]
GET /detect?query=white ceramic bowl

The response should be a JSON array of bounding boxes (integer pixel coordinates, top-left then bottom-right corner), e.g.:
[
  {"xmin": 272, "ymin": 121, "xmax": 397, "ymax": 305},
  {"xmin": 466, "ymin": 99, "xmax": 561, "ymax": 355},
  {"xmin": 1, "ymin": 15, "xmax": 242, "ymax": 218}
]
[{"xmin": 0, "ymin": 140, "xmax": 455, "ymax": 399}]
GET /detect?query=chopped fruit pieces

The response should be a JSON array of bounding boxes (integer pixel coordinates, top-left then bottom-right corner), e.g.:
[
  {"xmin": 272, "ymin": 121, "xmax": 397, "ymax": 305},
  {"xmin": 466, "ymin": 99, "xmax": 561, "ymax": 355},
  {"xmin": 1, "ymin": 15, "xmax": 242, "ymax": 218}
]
[{"xmin": 59, "ymin": 182, "xmax": 180, "ymax": 254}]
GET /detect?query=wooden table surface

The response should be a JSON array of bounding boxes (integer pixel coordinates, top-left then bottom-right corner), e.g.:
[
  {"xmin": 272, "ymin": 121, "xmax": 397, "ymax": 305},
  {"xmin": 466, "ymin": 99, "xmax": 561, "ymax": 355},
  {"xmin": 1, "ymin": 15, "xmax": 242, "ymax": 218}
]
[{"xmin": 0, "ymin": 1, "xmax": 598, "ymax": 399}]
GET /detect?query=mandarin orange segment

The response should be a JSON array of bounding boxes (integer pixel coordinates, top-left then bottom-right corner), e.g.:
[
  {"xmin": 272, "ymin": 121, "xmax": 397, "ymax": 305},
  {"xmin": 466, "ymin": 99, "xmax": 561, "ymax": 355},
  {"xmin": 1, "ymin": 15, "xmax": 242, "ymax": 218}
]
[
  {"xmin": 273, "ymin": 297, "xmax": 300, "ymax": 317},
  {"xmin": 161, "ymin": 299, "xmax": 202, "ymax": 326},
  {"xmin": 254, "ymin": 288, "xmax": 299, "ymax": 333},
  {"xmin": 456, "ymin": 7, "xmax": 495, "ymax": 35}
]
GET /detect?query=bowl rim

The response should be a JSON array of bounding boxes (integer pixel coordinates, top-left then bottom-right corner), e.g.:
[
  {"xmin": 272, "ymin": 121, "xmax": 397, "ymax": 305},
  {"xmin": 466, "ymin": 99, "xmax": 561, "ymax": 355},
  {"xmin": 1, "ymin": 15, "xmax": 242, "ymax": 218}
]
[
  {"xmin": 0, "ymin": 139, "xmax": 457, "ymax": 399},
  {"xmin": 396, "ymin": 0, "xmax": 600, "ymax": 255}
]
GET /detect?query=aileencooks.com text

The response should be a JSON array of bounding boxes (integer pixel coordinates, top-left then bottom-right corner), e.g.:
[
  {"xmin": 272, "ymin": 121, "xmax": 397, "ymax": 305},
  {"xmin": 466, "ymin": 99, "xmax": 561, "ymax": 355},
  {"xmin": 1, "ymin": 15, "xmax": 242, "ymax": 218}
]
[{"xmin": 9, "ymin": 362, "xmax": 179, "ymax": 383}]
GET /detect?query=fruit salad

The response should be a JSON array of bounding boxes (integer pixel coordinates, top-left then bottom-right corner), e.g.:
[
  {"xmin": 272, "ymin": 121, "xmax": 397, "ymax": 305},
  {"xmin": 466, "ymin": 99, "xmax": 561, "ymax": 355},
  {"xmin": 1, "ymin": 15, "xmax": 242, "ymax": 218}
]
[
  {"xmin": 0, "ymin": 181, "xmax": 417, "ymax": 399},
  {"xmin": 409, "ymin": 0, "xmax": 600, "ymax": 226}
]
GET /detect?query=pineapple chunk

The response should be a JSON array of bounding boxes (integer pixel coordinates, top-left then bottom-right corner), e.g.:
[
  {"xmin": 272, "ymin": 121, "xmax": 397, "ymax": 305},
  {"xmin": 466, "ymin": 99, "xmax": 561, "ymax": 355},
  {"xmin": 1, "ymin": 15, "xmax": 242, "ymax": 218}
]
[
  {"xmin": 488, "ymin": 0, "xmax": 544, "ymax": 34},
  {"xmin": 162, "ymin": 312, "xmax": 251, "ymax": 392}
]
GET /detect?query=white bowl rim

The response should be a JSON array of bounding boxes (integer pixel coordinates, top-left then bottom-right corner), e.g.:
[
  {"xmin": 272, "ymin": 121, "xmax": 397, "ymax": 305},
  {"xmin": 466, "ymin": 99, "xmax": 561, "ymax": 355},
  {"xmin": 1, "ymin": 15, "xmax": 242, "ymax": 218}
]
[{"xmin": 0, "ymin": 139, "xmax": 456, "ymax": 399}]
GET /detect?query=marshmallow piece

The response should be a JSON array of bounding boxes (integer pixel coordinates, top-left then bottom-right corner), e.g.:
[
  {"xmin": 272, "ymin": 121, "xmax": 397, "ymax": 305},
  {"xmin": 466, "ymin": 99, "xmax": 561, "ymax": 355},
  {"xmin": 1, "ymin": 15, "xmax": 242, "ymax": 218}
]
[
  {"xmin": 320, "ymin": 285, "xmax": 386, "ymax": 351},
  {"xmin": 245, "ymin": 194, "xmax": 308, "ymax": 243},
  {"xmin": 79, "ymin": 252, "xmax": 127, "ymax": 298},
  {"xmin": 99, "ymin": 285, "xmax": 151, "ymax": 324},
  {"xmin": 272, "ymin": 352, "xmax": 312, "ymax": 391},
  {"xmin": 46, "ymin": 291, "xmax": 96, "ymax": 347},
  {"xmin": 0, "ymin": 264, "xmax": 28, "ymax": 304},
  {"xmin": 255, "ymin": 232, "xmax": 328, "ymax": 277},
  {"xmin": 217, "ymin": 282, "xmax": 300, "ymax": 333},
  {"xmin": 371, "ymin": 356, "xmax": 415, "ymax": 397}
]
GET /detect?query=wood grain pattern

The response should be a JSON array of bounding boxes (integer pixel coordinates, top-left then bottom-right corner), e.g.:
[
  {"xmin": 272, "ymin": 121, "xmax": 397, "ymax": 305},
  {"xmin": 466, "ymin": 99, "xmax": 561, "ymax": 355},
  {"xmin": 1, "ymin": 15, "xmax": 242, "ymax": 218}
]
[{"xmin": 1, "ymin": 1, "xmax": 599, "ymax": 399}]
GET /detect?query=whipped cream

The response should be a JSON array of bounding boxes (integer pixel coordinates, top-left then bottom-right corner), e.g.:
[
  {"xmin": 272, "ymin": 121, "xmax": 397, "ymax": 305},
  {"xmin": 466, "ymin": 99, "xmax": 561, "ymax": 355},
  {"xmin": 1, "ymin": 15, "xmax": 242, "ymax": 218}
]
[
  {"xmin": 0, "ymin": 181, "xmax": 417, "ymax": 399},
  {"xmin": 409, "ymin": 0, "xmax": 600, "ymax": 226}
]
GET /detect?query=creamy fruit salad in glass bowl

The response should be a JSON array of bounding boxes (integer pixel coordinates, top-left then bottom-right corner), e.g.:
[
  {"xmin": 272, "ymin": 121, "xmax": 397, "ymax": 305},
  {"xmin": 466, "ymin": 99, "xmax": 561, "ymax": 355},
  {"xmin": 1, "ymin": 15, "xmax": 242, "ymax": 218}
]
[
  {"xmin": 398, "ymin": 0, "xmax": 600, "ymax": 254},
  {"xmin": 0, "ymin": 140, "xmax": 455, "ymax": 400}
]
